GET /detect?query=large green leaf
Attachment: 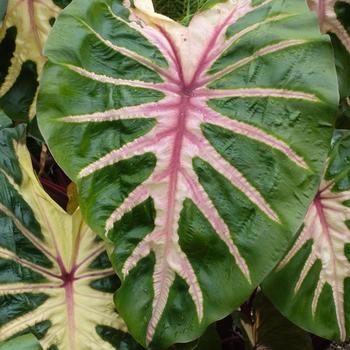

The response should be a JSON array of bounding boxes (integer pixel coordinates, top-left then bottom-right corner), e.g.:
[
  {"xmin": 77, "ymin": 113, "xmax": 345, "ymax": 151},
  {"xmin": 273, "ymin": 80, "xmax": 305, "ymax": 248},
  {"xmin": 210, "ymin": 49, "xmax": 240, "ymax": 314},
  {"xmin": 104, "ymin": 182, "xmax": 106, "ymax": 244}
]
[
  {"xmin": 37, "ymin": 0, "xmax": 338, "ymax": 348},
  {"xmin": 0, "ymin": 125, "xmax": 142, "ymax": 349},
  {"xmin": 263, "ymin": 131, "xmax": 350, "ymax": 341}
]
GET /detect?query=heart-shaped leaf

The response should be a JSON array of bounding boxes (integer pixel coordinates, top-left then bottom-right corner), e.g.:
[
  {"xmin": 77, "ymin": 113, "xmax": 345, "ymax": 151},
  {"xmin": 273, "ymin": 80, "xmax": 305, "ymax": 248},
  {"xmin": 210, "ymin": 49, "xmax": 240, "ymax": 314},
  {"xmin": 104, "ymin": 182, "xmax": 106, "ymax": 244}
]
[
  {"xmin": 37, "ymin": 0, "xmax": 338, "ymax": 347},
  {"xmin": 263, "ymin": 131, "xmax": 350, "ymax": 341},
  {"xmin": 0, "ymin": 125, "xmax": 142, "ymax": 349}
]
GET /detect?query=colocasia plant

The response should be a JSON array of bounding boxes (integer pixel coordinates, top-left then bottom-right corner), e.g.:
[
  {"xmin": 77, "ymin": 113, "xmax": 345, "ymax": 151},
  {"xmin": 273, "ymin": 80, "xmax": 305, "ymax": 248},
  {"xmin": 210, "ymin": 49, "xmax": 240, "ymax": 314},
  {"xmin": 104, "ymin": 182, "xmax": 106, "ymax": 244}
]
[
  {"xmin": 0, "ymin": 0, "xmax": 349, "ymax": 349},
  {"xmin": 0, "ymin": 125, "xmax": 141, "ymax": 349}
]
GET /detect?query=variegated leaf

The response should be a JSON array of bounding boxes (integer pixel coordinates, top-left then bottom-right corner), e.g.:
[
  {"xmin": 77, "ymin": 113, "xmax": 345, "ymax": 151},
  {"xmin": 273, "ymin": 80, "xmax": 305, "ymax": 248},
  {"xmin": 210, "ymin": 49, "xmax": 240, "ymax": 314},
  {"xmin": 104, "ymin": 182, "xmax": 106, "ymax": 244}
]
[
  {"xmin": 0, "ymin": 125, "xmax": 142, "ymax": 350},
  {"xmin": 37, "ymin": 0, "xmax": 338, "ymax": 348},
  {"xmin": 263, "ymin": 131, "xmax": 350, "ymax": 341},
  {"xmin": 0, "ymin": 0, "xmax": 60, "ymax": 119}
]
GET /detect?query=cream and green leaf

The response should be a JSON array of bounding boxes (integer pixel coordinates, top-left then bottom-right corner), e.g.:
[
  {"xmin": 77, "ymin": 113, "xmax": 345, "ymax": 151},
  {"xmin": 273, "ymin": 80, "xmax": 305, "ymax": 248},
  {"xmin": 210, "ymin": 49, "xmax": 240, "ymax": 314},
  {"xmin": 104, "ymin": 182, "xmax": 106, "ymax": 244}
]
[
  {"xmin": 0, "ymin": 0, "xmax": 60, "ymax": 119},
  {"xmin": 263, "ymin": 131, "xmax": 350, "ymax": 341},
  {"xmin": 0, "ymin": 125, "xmax": 142, "ymax": 350}
]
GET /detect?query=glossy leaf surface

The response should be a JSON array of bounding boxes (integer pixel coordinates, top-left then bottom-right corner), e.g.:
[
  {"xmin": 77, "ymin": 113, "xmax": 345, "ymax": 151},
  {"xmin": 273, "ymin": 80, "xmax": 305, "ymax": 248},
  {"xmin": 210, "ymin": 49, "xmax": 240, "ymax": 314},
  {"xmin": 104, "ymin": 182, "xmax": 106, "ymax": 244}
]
[
  {"xmin": 38, "ymin": 0, "xmax": 338, "ymax": 347},
  {"xmin": 0, "ymin": 125, "xmax": 141, "ymax": 350},
  {"xmin": 263, "ymin": 131, "xmax": 350, "ymax": 341}
]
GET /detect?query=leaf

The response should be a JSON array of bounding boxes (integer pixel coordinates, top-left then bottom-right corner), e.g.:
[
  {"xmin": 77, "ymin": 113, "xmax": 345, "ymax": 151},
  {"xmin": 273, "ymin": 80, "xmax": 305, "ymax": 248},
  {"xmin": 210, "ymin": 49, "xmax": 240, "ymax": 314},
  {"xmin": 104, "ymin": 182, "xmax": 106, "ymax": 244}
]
[
  {"xmin": 263, "ymin": 131, "xmax": 350, "ymax": 341},
  {"xmin": 307, "ymin": 0, "xmax": 350, "ymax": 97},
  {"xmin": 37, "ymin": 0, "xmax": 338, "ymax": 348},
  {"xmin": 0, "ymin": 0, "xmax": 60, "ymax": 119},
  {"xmin": 239, "ymin": 293, "xmax": 313, "ymax": 350},
  {"xmin": 0, "ymin": 334, "xmax": 42, "ymax": 350},
  {"xmin": 0, "ymin": 126, "xmax": 142, "ymax": 349}
]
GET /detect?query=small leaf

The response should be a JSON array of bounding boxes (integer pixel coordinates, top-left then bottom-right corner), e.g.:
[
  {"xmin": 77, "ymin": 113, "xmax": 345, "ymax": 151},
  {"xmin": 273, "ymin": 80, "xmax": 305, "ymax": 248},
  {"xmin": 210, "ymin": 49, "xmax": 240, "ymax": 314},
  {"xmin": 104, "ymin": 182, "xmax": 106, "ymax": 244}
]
[
  {"xmin": 0, "ymin": 126, "xmax": 142, "ymax": 349},
  {"xmin": 0, "ymin": 334, "xmax": 42, "ymax": 350},
  {"xmin": 263, "ymin": 131, "xmax": 350, "ymax": 341}
]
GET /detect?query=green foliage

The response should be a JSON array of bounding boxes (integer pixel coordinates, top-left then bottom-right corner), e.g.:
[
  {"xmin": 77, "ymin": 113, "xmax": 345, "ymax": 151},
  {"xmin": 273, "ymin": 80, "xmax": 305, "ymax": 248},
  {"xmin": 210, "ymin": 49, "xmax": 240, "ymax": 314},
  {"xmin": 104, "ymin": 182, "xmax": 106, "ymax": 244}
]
[
  {"xmin": 0, "ymin": 335, "xmax": 42, "ymax": 350},
  {"xmin": 153, "ymin": 0, "xmax": 226, "ymax": 24},
  {"xmin": 237, "ymin": 293, "xmax": 313, "ymax": 350}
]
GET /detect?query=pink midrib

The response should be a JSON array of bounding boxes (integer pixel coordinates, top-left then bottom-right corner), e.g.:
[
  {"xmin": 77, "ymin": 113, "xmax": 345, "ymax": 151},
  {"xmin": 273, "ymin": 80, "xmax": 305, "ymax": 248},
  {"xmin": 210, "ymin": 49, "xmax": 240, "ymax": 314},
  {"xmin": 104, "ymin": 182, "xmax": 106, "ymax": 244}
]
[
  {"xmin": 148, "ymin": 11, "xmax": 238, "ymax": 318},
  {"xmin": 152, "ymin": 23, "xmax": 189, "ymax": 305},
  {"xmin": 150, "ymin": 13, "xmax": 232, "ymax": 307},
  {"xmin": 189, "ymin": 8, "xmax": 236, "ymax": 87},
  {"xmin": 57, "ymin": 257, "xmax": 76, "ymax": 350}
]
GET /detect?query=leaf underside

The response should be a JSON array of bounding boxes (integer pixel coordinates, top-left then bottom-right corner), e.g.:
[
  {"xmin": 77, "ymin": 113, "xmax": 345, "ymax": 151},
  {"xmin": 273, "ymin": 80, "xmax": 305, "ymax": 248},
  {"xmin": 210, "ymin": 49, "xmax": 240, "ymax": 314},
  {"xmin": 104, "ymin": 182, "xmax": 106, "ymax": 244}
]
[
  {"xmin": 263, "ymin": 131, "xmax": 350, "ymax": 341},
  {"xmin": 0, "ymin": 125, "xmax": 142, "ymax": 350},
  {"xmin": 37, "ymin": 0, "xmax": 338, "ymax": 348}
]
